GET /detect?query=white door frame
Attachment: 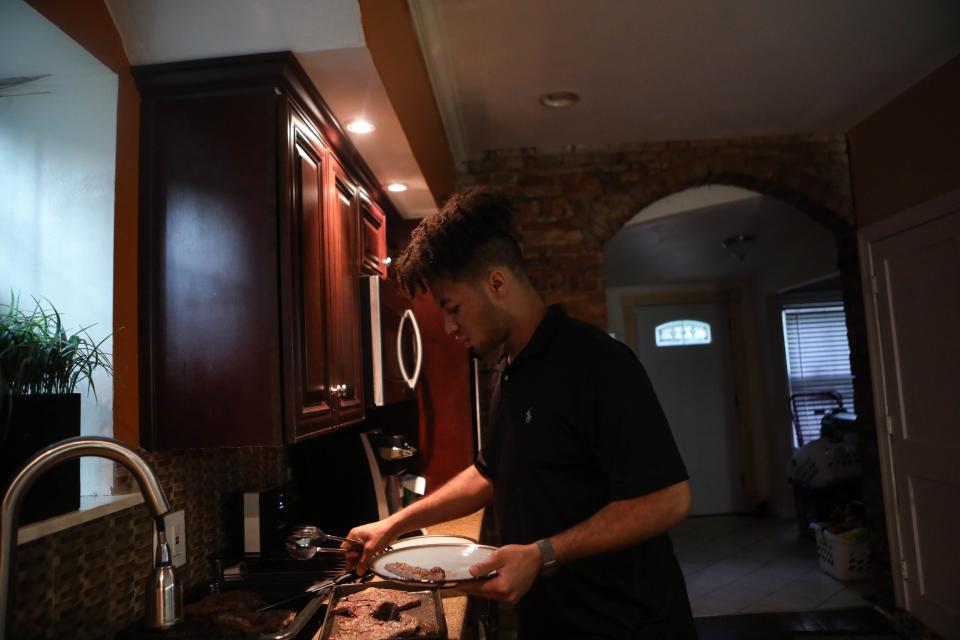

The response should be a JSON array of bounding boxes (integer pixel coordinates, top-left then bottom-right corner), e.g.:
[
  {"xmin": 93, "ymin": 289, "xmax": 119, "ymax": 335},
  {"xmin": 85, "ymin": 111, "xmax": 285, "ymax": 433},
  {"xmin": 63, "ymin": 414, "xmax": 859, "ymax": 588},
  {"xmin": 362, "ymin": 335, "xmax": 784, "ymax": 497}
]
[
  {"xmin": 618, "ymin": 283, "xmax": 763, "ymax": 504},
  {"xmin": 858, "ymin": 187, "xmax": 960, "ymax": 611}
]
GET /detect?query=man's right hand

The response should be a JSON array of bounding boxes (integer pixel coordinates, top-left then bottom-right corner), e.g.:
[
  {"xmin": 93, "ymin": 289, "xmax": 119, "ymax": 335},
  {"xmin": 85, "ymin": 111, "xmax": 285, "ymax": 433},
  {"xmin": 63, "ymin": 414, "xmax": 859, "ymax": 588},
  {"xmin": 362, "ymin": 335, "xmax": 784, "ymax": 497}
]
[
  {"xmin": 342, "ymin": 465, "xmax": 494, "ymax": 575},
  {"xmin": 343, "ymin": 518, "xmax": 398, "ymax": 575}
]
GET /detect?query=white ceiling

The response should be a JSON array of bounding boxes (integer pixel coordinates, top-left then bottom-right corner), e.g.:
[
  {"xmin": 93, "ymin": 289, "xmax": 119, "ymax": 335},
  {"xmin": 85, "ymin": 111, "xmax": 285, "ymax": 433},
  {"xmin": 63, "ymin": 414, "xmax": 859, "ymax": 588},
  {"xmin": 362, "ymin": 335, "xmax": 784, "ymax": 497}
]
[
  {"xmin": 0, "ymin": 1, "xmax": 114, "ymax": 89},
  {"xmin": 627, "ymin": 185, "xmax": 760, "ymax": 227},
  {"xmin": 105, "ymin": 0, "xmax": 365, "ymax": 64},
  {"xmin": 604, "ymin": 194, "xmax": 838, "ymax": 293},
  {"xmin": 104, "ymin": 0, "xmax": 435, "ymax": 218},
  {"xmin": 412, "ymin": 0, "xmax": 960, "ymax": 164}
]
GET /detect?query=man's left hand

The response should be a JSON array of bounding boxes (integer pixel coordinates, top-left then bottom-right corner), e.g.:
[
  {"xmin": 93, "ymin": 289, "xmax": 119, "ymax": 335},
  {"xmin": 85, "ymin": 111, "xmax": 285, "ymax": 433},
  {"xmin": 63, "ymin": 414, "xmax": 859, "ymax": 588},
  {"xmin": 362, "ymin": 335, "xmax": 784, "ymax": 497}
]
[{"xmin": 455, "ymin": 543, "xmax": 542, "ymax": 604}]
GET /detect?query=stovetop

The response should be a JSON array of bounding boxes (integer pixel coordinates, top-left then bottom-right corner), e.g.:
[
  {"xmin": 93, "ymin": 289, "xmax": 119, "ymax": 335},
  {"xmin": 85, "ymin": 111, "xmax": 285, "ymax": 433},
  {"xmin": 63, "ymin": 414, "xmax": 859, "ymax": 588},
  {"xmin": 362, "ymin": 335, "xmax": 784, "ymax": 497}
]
[
  {"xmin": 212, "ymin": 553, "xmax": 349, "ymax": 601},
  {"xmin": 116, "ymin": 554, "xmax": 348, "ymax": 640}
]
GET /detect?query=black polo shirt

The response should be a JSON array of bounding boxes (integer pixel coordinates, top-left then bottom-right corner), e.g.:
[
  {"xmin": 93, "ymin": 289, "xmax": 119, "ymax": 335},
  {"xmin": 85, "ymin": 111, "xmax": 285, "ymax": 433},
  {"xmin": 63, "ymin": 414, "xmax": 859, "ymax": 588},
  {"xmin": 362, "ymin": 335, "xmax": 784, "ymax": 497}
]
[{"xmin": 476, "ymin": 305, "xmax": 696, "ymax": 639}]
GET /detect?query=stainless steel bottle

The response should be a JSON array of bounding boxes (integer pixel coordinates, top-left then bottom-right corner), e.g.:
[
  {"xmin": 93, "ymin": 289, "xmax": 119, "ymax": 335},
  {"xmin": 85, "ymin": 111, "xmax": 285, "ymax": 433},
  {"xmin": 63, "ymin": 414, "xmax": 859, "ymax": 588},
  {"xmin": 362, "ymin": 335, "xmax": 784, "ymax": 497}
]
[{"xmin": 145, "ymin": 530, "xmax": 183, "ymax": 628}]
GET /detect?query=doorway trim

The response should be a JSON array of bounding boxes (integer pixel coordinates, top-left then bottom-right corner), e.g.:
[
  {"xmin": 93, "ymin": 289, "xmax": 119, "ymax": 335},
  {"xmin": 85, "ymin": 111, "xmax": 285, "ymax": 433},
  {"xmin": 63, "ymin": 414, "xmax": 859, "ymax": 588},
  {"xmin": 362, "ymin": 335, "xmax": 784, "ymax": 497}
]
[{"xmin": 619, "ymin": 282, "xmax": 765, "ymax": 507}]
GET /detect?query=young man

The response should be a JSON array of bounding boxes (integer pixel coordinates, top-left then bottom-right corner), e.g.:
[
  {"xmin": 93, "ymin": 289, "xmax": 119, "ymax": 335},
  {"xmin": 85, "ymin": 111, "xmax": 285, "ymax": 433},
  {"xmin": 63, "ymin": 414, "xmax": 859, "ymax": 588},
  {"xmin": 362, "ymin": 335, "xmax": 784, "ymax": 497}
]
[{"xmin": 345, "ymin": 188, "xmax": 696, "ymax": 638}]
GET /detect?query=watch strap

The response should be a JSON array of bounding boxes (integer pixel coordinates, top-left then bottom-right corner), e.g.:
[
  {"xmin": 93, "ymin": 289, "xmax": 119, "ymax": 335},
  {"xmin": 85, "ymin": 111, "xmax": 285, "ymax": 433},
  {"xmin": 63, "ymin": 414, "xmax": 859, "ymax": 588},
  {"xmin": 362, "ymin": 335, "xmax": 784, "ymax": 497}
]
[{"xmin": 535, "ymin": 538, "xmax": 559, "ymax": 577}]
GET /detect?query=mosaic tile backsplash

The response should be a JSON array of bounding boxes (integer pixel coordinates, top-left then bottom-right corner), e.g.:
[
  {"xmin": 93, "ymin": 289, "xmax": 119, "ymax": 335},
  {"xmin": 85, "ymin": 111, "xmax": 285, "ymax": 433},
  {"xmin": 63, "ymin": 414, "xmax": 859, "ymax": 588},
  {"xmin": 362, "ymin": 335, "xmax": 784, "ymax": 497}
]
[{"xmin": 10, "ymin": 446, "xmax": 289, "ymax": 639}]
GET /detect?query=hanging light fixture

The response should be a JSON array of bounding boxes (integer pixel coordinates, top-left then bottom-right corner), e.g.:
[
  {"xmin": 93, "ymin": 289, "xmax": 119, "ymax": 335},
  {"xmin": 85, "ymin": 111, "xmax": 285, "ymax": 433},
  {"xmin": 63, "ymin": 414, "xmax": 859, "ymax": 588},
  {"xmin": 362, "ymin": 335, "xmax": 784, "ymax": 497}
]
[{"xmin": 721, "ymin": 234, "xmax": 757, "ymax": 262}]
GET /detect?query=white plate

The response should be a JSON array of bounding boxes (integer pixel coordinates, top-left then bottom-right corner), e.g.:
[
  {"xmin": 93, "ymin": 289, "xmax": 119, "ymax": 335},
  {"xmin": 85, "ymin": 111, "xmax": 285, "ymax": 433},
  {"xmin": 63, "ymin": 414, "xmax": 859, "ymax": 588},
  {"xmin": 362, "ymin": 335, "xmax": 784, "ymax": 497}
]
[
  {"xmin": 386, "ymin": 534, "xmax": 477, "ymax": 551},
  {"xmin": 370, "ymin": 543, "xmax": 498, "ymax": 586}
]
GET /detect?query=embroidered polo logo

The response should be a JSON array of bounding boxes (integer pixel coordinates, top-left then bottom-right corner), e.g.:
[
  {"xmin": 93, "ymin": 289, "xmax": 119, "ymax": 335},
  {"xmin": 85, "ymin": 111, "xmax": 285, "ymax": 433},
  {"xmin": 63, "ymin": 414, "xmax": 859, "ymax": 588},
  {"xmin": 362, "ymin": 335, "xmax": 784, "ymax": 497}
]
[{"xmin": 525, "ymin": 407, "xmax": 533, "ymax": 424}]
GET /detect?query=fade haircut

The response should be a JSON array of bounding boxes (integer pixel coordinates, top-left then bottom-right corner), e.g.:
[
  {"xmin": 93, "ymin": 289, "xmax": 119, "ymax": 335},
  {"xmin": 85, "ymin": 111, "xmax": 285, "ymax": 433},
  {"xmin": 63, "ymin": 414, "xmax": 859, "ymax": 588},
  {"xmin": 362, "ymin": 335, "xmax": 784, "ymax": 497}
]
[{"xmin": 395, "ymin": 188, "xmax": 527, "ymax": 297}]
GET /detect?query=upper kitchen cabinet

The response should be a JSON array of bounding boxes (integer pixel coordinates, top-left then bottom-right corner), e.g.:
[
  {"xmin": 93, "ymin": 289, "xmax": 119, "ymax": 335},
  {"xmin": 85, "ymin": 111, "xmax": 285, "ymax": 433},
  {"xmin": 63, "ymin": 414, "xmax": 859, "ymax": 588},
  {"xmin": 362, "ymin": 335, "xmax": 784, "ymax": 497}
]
[
  {"xmin": 284, "ymin": 113, "xmax": 337, "ymax": 437},
  {"xmin": 360, "ymin": 196, "xmax": 388, "ymax": 278},
  {"xmin": 135, "ymin": 53, "xmax": 399, "ymax": 448}
]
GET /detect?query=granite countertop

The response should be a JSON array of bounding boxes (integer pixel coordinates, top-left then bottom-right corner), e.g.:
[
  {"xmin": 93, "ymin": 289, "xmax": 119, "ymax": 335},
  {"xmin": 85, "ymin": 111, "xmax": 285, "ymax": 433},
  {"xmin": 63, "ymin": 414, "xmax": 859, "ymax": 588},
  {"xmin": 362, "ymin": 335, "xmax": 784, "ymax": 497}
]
[
  {"xmin": 308, "ymin": 510, "xmax": 484, "ymax": 640},
  {"xmin": 423, "ymin": 510, "xmax": 484, "ymax": 640}
]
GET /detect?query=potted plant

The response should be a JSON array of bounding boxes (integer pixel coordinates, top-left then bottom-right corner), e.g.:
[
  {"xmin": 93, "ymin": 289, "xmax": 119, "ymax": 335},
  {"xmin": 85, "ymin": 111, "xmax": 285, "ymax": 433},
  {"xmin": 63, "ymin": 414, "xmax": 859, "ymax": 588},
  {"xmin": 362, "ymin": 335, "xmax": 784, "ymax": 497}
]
[{"xmin": 0, "ymin": 293, "xmax": 113, "ymax": 523}]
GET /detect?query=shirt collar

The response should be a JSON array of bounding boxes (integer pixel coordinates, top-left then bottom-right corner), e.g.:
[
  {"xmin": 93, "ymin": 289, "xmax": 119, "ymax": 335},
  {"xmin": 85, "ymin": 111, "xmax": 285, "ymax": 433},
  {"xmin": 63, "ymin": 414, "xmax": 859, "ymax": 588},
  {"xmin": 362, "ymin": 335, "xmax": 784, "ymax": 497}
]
[{"xmin": 504, "ymin": 304, "xmax": 565, "ymax": 369}]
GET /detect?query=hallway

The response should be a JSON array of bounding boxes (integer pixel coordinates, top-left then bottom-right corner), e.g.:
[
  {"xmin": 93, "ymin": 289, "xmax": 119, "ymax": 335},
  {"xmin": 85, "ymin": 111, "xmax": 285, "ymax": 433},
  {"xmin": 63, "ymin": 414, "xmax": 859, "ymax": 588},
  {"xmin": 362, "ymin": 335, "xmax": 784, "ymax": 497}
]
[{"xmin": 673, "ymin": 515, "xmax": 875, "ymax": 616}]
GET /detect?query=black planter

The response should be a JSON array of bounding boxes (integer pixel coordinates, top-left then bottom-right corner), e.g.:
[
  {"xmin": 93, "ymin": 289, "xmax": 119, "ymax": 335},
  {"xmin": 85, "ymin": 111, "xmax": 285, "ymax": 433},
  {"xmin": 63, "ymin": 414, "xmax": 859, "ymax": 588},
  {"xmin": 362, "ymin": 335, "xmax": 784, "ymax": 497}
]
[{"xmin": 0, "ymin": 393, "xmax": 81, "ymax": 525}]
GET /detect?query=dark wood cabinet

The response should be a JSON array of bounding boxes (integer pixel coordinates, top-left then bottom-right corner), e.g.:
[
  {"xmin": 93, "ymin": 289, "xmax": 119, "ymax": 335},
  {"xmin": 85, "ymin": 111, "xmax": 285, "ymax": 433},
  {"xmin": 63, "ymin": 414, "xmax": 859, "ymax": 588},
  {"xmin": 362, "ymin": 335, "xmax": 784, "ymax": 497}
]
[
  {"xmin": 136, "ymin": 53, "xmax": 399, "ymax": 448},
  {"xmin": 360, "ymin": 197, "xmax": 388, "ymax": 278},
  {"xmin": 285, "ymin": 114, "xmax": 336, "ymax": 435},
  {"xmin": 325, "ymin": 153, "xmax": 365, "ymax": 428}
]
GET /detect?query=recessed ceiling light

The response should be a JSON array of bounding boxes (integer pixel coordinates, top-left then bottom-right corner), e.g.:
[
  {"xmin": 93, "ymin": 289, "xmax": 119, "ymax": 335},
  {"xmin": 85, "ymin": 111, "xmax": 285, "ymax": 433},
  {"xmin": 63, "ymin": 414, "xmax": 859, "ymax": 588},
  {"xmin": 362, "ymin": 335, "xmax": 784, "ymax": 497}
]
[
  {"xmin": 539, "ymin": 91, "xmax": 581, "ymax": 108},
  {"xmin": 346, "ymin": 119, "xmax": 375, "ymax": 134},
  {"xmin": 387, "ymin": 183, "xmax": 408, "ymax": 193}
]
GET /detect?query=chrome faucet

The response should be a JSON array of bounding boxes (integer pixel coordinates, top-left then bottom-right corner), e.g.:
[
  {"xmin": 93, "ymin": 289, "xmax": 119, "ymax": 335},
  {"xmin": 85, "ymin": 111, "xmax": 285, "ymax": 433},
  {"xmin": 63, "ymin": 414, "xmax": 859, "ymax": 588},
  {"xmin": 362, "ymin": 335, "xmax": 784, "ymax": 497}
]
[{"xmin": 0, "ymin": 436, "xmax": 181, "ymax": 638}]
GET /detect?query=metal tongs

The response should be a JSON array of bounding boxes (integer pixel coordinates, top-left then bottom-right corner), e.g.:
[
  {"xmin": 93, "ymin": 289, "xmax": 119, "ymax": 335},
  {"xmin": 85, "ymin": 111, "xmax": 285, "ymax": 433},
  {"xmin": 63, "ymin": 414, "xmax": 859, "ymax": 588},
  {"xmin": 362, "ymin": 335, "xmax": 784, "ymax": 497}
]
[
  {"xmin": 255, "ymin": 571, "xmax": 358, "ymax": 612},
  {"xmin": 286, "ymin": 525, "xmax": 363, "ymax": 560}
]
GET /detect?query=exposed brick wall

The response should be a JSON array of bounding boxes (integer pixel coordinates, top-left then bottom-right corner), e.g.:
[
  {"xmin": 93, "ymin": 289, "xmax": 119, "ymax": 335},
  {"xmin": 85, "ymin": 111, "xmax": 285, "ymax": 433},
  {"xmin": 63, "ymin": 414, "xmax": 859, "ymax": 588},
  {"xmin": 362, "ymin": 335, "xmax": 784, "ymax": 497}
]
[
  {"xmin": 11, "ymin": 446, "xmax": 289, "ymax": 639},
  {"xmin": 459, "ymin": 134, "xmax": 854, "ymax": 328},
  {"xmin": 458, "ymin": 133, "xmax": 891, "ymax": 605}
]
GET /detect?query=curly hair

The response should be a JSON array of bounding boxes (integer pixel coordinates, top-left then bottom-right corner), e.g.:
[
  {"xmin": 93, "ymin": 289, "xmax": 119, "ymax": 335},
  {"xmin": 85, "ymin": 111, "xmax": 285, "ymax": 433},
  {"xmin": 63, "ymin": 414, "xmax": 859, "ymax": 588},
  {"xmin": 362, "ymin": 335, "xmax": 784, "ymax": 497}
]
[{"xmin": 395, "ymin": 188, "xmax": 527, "ymax": 297}]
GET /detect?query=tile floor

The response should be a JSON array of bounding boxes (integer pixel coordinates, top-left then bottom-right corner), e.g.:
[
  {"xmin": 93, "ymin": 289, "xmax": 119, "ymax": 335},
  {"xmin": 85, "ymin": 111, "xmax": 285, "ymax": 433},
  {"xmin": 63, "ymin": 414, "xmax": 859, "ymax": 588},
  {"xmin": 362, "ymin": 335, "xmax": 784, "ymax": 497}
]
[{"xmin": 673, "ymin": 515, "xmax": 875, "ymax": 617}]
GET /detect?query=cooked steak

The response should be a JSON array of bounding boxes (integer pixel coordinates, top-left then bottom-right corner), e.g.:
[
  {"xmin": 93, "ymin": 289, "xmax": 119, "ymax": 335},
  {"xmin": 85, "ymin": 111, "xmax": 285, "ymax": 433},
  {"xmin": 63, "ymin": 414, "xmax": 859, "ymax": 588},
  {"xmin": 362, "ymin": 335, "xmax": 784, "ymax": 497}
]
[
  {"xmin": 329, "ymin": 587, "xmax": 428, "ymax": 639},
  {"xmin": 384, "ymin": 561, "xmax": 446, "ymax": 582},
  {"xmin": 330, "ymin": 611, "xmax": 419, "ymax": 640},
  {"xmin": 184, "ymin": 590, "xmax": 264, "ymax": 615},
  {"xmin": 185, "ymin": 590, "xmax": 294, "ymax": 634},
  {"xmin": 212, "ymin": 609, "xmax": 296, "ymax": 634},
  {"xmin": 332, "ymin": 587, "xmax": 421, "ymax": 617}
]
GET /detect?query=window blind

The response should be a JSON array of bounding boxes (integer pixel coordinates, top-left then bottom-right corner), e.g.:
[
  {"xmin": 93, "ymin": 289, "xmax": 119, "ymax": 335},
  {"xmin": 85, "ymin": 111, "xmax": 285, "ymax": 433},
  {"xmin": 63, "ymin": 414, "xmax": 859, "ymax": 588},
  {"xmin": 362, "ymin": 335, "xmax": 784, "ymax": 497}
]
[{"xmin": 781, "ymin": 305, "xmax": 855, "ymax": 447}]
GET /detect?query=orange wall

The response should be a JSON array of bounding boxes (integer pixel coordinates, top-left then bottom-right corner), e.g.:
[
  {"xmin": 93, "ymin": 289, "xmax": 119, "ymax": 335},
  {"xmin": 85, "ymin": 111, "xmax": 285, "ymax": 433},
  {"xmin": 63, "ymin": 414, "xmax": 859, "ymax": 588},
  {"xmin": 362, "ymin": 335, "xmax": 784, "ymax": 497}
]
[
  {"xmin": 359, "ymin": 0, "xmax": 457, "ymax": 205},
  {"xmin": 25, "ymin": 0, "xmax": 139, "ymax": 444},
  {"xmin": 849, "ymin": 54, "xmax": 960, "ymax": 228}
]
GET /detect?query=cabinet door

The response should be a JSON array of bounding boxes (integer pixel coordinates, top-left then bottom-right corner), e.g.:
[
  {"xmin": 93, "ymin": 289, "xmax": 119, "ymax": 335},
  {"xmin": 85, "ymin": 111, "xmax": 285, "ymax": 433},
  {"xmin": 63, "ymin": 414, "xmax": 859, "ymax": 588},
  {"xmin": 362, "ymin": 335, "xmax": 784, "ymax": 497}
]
[
  {"xmin": 360, "ymin": 197, "xmax": 388, "ymax": 277},
  {"xmin": 142, "ymin": 90, "xmax": 284, "ymax": 448},
  {"xmin": 326, "ymin": 155, "xmax": 365, "ymax": 425},
  {"xmin": 290, "ymin": 118, "xmax": 336, "ymax": 435}
]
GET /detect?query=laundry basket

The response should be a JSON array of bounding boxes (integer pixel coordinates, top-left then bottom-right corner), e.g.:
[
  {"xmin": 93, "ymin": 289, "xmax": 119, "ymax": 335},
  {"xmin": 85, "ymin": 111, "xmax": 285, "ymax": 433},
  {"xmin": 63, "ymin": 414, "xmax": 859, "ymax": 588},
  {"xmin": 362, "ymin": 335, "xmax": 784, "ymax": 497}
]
[{"xmin": 810, "ymin": 523, "xmax": 873, "ymax": 581}]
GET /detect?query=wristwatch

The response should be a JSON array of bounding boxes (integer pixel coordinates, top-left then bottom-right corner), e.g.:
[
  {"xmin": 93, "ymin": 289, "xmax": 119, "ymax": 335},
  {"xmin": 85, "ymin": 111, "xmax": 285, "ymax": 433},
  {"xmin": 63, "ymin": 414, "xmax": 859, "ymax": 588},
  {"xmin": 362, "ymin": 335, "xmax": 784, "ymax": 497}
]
[{"xmin": 535, "ymin": 538, "xmax": 559, "ymax": 577}]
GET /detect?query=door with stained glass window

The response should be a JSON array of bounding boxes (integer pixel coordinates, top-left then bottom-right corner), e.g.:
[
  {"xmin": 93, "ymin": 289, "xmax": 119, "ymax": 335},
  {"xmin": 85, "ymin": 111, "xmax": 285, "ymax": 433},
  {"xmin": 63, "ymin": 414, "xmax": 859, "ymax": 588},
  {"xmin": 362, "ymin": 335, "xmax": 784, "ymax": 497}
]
[{"xmin": 632, "ymin": 302, "xmax": 746, "ymax": 514}]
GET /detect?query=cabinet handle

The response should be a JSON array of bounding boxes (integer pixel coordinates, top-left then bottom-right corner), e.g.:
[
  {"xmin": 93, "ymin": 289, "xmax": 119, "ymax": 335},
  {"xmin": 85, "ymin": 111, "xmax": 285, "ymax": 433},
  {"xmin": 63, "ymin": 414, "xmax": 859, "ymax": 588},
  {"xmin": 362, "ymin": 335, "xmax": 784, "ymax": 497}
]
[
  {"xmin": 397, "ymin": 309, "xmax": 423, "ymax": 390},
  {"xmin": 330, "ymin": 384, "xmax": 350, "ymax": 401},
  {"xmin": 330, "ymin": 384, "xmax": 342, "ymax": 411}
]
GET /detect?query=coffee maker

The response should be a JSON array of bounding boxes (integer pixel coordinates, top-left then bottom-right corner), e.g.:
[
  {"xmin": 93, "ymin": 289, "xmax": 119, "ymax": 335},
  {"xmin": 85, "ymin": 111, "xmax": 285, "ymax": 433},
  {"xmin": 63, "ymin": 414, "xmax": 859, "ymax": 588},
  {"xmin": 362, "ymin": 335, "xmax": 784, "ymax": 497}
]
[{"xmin": 359, "ymin": 430, "xmax": 417, "ymax": 520}]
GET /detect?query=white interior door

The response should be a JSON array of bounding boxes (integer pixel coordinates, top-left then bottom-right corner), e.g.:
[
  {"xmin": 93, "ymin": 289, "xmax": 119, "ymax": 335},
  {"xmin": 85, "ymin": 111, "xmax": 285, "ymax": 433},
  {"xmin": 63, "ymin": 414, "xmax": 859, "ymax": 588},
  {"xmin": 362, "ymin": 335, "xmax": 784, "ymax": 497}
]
[
  {"xmin": 868, "ymin": 209, "xmax": 960, "ymax": 638},
  {"xmin": 633, "ymin": 302, "xmax": 746, "ymax": 515}
]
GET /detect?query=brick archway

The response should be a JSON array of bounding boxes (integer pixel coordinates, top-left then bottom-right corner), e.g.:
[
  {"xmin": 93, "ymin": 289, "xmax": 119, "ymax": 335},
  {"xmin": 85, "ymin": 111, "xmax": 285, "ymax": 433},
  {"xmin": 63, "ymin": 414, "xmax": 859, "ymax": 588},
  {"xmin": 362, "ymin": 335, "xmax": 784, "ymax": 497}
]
[
  {"xmin": 459, "ymin": 133, "xmax": 870, "ymax": 422},
  {"xmin": 598, "ymin": 177, "xmax": 870, "ymax": 427}
]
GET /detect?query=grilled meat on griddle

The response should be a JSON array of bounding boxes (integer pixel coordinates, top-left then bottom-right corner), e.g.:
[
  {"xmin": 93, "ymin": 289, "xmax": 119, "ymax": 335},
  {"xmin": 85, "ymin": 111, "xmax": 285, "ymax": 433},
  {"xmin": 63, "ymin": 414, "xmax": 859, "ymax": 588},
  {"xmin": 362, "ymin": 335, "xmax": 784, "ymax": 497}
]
[
  {"xmin": 184, "ymin": 590, "xmax": 264, "ymax": 615},
  {"xmin": 185, "ymin": 590, "xmax": 295, "ymax": 634},
  {"xmin": 330, "ymin": 611, "xmax": 419, "ymax": 640},
  {"xmin": 212, "ymin": 609, "xmax": 296, "ymax": 634},
  {"xmin": 332, "ymin": 587, "xmax": 421, "ymax": 617},
  {"xmin": 329, "ymin": 587, "xmax": 429, "ymax": 640}
]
